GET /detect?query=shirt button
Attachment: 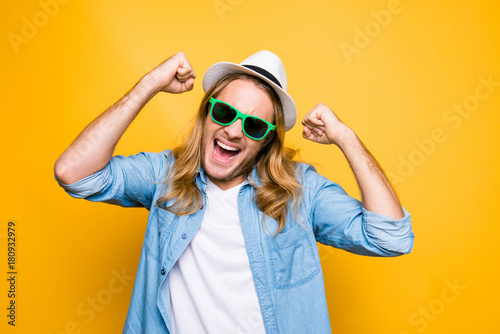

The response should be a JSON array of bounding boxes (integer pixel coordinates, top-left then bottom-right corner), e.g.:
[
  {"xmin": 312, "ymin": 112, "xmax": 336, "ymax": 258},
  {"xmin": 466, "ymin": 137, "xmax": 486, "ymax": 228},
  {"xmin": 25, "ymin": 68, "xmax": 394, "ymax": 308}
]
[
  {"xmin": 181, "ymin": 233, "xmax": 187, "ymax": 239},
  {"xmin": 161, "ymin": 269, "xmax": 165, "ymax": 275}
]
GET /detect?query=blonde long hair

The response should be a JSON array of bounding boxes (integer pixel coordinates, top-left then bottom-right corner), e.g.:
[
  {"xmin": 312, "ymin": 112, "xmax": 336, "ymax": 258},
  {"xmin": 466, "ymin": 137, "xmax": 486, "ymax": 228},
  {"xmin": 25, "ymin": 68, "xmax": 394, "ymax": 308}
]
[{"xmin": 157, "ymin": 73, "xmax": 302, "ymax": 235}]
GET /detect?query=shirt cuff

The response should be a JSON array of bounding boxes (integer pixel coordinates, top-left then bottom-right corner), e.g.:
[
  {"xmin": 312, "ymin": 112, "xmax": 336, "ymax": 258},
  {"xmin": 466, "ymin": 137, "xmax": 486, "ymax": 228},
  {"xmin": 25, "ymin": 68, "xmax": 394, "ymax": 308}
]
[
  {"xmin": 54, "ymin": 164, "xmax": 110, "ymax": 199},
  {"xmin": 362, "ymin": 206, "xmax": 414, "ymax": 255}
]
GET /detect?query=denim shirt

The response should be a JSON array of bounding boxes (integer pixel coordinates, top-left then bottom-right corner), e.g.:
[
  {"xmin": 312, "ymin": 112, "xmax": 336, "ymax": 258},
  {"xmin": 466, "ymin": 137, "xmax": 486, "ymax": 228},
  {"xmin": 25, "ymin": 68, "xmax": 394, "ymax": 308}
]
[{"xmin": 55, "ymin": 150, "xmax": 414, "ymax": 334}]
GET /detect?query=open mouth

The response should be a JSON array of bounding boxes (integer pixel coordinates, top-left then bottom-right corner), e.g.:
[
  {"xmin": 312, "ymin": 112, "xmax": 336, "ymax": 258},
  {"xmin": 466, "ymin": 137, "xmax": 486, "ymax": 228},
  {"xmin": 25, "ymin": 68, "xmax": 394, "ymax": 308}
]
[{"xmin": 213, "ymin": 139, "xmax": 241, "ymax": 161}]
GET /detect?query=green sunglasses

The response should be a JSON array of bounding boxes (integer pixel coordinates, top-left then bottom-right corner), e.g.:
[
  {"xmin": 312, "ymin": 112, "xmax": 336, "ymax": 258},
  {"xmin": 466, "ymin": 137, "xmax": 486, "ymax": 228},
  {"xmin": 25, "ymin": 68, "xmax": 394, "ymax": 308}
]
[{"xmin": 208, "ymin": 97, "xmax": 276, "ymax": 140}]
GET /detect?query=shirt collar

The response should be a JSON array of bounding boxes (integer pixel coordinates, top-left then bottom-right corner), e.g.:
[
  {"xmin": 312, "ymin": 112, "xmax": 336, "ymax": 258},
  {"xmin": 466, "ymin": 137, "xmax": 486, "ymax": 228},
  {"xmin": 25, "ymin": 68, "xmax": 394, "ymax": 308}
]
[{"xmin": 247, "ymin": 165, "xmax": 262, "ymax": 187}]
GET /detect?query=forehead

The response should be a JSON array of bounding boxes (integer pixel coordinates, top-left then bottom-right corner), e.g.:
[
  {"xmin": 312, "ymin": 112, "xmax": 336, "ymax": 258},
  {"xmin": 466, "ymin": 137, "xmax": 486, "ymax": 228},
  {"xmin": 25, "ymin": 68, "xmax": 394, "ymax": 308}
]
[{"xmin": 216, "ymin": 79, "xmax": 275, "ymax": 122}]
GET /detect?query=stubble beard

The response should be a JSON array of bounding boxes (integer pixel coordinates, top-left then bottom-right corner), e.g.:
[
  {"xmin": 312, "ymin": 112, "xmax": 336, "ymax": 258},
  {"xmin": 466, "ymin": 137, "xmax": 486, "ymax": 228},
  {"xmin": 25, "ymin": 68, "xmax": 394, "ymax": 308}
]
[{"xmin": 200, "ymin": 132, "xmax": 260, "ymax": 184}]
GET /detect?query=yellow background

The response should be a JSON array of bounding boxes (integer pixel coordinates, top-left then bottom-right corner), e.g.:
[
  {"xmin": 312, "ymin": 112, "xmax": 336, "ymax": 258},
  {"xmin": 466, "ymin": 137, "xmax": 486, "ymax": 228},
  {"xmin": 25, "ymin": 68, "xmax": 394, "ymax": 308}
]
[{"xmin": 1, "ymin": 0, "xmax": 499, "ymax": 333}]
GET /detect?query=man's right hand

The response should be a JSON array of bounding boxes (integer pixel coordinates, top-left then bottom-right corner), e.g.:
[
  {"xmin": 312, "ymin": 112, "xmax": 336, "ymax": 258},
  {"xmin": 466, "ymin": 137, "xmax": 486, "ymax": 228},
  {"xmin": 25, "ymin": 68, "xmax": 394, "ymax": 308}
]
[
  {"xmin": 149, "ymin": 52, "xmax": 196, "ymax": 94},
  {"xmin": 54, "ymin": 51, "xmax": 196, "ymax": 185}
]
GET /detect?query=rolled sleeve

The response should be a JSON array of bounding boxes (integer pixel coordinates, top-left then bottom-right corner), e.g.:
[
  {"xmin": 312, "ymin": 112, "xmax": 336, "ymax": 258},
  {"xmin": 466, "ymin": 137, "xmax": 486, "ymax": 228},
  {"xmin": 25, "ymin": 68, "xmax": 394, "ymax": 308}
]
[
  {"xmin": 361, "ymin": 206, "xmax": 414, "ymax": 256},
  {"xmin": 55, "ymin": 151, "xmax": 171, "ymax": 209},
  {"xmin": 55, "ymin": 163, "xmax": 112, "ymax": 199},
  {"xmin": 303, "ymin": 164, "xmax": 414, "ymax": 257}
]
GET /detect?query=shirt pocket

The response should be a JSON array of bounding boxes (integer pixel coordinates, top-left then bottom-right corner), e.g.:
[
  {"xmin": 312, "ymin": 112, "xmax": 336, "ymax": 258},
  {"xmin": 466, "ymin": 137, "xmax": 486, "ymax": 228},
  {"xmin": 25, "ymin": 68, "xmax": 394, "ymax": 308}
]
[
  {"xmin": 267, "ymin": 224, "xmax": 320, "ymax": 289},
  {"xmin": 144, "ymin": 205, "xmax": 177, "ymax": 263}
]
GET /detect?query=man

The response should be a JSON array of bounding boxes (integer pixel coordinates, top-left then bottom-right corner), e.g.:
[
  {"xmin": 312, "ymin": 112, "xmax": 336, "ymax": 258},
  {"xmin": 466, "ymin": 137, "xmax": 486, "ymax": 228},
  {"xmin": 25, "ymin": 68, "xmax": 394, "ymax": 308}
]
[{"xmin": 54, "ymin": 50, "xmax": 414, "ymax": 333}]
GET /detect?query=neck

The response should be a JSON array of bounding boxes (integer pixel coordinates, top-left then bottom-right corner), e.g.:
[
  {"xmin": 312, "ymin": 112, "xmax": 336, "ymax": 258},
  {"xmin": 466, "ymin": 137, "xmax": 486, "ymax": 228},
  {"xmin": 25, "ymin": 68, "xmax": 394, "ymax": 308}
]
[{"xmin": 207, "ymin": 175, "xmax": 246, "ymax": 191}]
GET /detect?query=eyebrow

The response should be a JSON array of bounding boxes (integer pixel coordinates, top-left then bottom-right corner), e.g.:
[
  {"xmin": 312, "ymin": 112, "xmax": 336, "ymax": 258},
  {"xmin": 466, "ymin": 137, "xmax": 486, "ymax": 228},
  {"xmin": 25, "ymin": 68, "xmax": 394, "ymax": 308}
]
[{"xmin": 215, "ymin": 98, "xmax": 273, "ymax": 121}]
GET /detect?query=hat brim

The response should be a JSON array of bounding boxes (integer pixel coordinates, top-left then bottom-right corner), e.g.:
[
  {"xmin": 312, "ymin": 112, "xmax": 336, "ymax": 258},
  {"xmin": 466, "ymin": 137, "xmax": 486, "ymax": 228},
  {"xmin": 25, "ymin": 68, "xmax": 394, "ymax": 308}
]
[{"xmin": 202, "ymin": 62, "xmax": 297, "ymax": 131}]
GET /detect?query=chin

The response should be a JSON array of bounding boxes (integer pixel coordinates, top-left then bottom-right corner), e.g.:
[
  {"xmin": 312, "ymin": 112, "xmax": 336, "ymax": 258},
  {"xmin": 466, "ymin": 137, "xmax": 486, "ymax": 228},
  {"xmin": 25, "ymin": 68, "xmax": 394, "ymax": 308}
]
[{"xmin": 203, "ymin": 157, "xmax": 239, "ymax": 181}]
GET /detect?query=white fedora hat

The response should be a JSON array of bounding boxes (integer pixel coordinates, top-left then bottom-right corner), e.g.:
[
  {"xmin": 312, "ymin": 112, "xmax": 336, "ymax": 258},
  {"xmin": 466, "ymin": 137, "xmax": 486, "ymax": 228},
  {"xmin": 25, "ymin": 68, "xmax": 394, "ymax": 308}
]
[{"xmin": 202, "ymin": 50, "xmax": 297, "ymax": 131}]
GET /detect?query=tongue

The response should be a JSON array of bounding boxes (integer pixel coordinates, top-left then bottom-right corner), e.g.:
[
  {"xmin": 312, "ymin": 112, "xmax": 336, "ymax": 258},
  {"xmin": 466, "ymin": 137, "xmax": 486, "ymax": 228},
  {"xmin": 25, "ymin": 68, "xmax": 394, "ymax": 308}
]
[{"xmin": 216, "ymin": 144, "xmax": 236, "ymax": 159}]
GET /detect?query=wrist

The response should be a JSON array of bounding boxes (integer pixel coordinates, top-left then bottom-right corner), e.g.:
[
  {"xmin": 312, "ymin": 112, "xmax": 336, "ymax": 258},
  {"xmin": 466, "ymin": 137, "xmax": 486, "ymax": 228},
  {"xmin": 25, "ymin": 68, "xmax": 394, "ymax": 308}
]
[
  {"xmin": 140, "ymin": 71, "xmax": 164, "ymax": 94},
  {"xmin": 138, "ymin": 72, "xmax": 163, "ymax": 98},
  {"xmin": 332, "ymin": 124, "xmax": 355, "ymax": 149}
]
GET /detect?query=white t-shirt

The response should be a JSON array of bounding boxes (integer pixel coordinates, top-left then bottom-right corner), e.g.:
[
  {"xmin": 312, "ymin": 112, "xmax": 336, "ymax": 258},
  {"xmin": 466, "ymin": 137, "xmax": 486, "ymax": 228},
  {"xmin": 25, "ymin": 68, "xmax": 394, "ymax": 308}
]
[{"xmin": 166, "ymin": 179, "xmax": 266, "ymax": 334}]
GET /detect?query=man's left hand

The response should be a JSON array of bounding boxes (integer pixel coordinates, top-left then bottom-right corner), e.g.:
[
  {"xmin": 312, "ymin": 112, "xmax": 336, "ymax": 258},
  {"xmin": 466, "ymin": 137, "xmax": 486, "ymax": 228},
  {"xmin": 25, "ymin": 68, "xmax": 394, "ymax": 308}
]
[{"xmin": 301, "ymin": 103, "xmax": 349, "ymax": 146}]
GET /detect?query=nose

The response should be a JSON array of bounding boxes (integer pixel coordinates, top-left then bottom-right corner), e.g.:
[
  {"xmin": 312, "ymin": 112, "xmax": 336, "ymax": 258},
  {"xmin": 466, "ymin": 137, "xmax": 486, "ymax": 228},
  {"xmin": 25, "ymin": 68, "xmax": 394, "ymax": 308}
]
[{"xmin": 224, "ymin": 118, "xmax": 244, "ymax": 139}]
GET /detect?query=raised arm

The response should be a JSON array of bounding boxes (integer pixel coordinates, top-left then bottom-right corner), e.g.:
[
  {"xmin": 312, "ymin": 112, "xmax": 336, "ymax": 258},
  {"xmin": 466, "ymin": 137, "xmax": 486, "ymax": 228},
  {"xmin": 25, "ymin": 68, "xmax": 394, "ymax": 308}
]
[
  {"xmin": 54, "ymin": 52, "xmax": 196, "ymax": 185},
  {"xmin": 302, "ymin": 103, "xmax": 404, "ymax": 220}
]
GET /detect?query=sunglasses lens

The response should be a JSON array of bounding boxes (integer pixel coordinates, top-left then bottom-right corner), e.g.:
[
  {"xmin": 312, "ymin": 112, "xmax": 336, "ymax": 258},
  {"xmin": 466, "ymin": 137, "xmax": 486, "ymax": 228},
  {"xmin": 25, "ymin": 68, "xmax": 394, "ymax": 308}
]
[
  {"xmin": 212, "ymin": 103, "xmax": 236, "ymax": 124},
  {"xmin": 244, "ymin": 117, "xmax": 268, "ymax": 139}
]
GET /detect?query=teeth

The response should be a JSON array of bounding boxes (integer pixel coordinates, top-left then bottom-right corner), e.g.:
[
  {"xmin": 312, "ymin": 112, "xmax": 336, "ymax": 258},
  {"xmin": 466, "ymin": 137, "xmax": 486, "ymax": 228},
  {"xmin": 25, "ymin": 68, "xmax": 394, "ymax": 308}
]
[{"xmin": 216, "ymin": 140, "xmax": 239, "ymax": 151}]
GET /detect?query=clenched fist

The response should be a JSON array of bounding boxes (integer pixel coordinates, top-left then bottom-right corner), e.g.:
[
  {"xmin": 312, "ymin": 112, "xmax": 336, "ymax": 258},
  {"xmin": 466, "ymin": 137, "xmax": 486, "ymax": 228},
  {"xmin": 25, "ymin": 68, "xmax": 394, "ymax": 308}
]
[
  {"xmin": 301, "ymin": 103, "xmax": 350, "ymax": 146},
  {"xmin": 149, "ymin": 52, "xmax": 196, "ymax": 94}
]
